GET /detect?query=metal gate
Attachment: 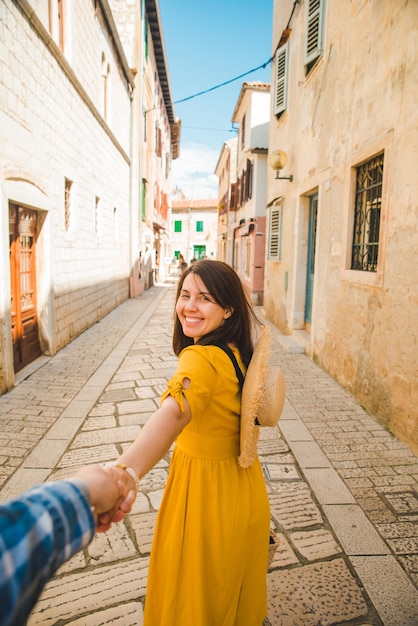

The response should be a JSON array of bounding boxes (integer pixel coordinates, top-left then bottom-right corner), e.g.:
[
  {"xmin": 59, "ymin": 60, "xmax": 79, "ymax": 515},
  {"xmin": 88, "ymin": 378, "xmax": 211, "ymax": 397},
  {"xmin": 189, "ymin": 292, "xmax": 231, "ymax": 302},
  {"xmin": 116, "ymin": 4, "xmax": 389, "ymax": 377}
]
[{"xmin": 9, "ymin": 204, "xmax": 42, "ymax": 372}]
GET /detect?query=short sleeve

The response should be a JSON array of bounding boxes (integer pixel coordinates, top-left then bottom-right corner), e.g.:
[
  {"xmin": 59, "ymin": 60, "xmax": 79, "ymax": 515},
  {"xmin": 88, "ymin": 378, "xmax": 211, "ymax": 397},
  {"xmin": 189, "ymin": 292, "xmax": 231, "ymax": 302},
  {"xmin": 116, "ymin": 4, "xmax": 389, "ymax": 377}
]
[{"xmin": 161, "ymin": 346, "xmax": 218, "ymax": 420}]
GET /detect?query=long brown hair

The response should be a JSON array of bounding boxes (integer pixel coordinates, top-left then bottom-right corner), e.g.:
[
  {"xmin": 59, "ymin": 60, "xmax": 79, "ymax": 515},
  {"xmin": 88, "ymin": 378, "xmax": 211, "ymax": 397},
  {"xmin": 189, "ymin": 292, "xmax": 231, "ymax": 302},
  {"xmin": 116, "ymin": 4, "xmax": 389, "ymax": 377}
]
[{"xmin": 172, "ymin": 260, "xmax": 260, "ymax": 367}]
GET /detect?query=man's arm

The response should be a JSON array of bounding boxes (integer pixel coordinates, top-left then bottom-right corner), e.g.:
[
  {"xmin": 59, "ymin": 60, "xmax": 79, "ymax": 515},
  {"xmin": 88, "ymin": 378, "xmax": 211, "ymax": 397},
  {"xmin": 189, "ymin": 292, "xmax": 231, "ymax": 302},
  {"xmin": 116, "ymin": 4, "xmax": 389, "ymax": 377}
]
[{"xmin": 0, "ymin": 465, "xmax": 136, "ymax": 626}]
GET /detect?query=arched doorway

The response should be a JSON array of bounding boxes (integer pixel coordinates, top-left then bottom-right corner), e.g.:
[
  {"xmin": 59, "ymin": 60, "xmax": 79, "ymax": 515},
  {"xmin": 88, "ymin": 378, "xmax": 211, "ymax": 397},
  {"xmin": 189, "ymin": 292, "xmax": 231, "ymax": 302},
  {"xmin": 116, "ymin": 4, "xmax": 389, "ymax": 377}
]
[{"xmin": 9, "ymin": 204, "xmax": 42, "ymax": 372}]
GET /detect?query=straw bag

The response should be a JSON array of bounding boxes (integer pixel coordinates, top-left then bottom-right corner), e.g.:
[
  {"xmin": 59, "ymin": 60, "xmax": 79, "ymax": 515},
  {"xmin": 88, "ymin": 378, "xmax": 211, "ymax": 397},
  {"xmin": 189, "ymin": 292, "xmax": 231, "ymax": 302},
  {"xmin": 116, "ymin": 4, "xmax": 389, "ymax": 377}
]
[{"xmin": 215, "ymin": 342, "xmax": 281, "ymax": 571}]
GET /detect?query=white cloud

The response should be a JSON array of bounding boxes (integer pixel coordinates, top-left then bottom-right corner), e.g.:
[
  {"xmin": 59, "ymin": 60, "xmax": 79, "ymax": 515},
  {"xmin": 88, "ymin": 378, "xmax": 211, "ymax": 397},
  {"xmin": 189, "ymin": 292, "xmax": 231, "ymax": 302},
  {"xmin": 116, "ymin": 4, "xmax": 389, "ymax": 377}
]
[{"xmin": 171, "ymin": 142, "xmax": 220, "ymax": 199}]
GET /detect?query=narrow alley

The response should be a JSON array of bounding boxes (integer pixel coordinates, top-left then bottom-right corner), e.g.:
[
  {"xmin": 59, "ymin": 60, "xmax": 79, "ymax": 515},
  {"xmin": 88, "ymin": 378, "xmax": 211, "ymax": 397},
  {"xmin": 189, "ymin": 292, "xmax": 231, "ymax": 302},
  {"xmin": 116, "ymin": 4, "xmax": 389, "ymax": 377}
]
[{"xmin": 1, "ymin": 283, "xmax": 417, "ymax": 626}]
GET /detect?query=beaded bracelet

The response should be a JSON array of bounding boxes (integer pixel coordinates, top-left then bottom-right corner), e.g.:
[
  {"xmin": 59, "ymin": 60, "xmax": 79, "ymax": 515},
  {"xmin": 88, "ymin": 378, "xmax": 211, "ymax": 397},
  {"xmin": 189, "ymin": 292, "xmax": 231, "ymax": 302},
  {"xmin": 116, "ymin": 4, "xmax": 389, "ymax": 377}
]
[{"xmin": 115, "ymin": 463, "xmax": 140, "ymax": 493}]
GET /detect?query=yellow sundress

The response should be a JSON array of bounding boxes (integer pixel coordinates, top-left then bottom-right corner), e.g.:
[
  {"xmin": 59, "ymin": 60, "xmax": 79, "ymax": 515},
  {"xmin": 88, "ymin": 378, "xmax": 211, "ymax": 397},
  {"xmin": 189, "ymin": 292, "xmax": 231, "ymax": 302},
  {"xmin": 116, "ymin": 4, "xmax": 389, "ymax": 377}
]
[{"xmin": 143, "ymin": 345, "xmax": 270, "ymax": 626}]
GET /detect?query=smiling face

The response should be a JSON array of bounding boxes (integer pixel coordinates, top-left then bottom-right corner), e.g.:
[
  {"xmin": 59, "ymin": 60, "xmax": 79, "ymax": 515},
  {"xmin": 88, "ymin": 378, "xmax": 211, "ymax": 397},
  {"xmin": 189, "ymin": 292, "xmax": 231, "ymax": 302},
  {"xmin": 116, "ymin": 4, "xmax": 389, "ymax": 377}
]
[{"xmin": 176, "ymin": 273, "xmax": 232, "ymax": 343}]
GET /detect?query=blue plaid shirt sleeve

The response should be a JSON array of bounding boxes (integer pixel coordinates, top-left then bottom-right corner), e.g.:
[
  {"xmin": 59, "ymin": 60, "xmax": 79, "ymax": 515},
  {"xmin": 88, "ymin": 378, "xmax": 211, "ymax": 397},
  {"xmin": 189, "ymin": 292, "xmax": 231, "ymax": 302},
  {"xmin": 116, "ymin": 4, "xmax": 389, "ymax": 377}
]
[{"xmin": 0, "ymin": 479, "xmax": 95, "ymax": 626}]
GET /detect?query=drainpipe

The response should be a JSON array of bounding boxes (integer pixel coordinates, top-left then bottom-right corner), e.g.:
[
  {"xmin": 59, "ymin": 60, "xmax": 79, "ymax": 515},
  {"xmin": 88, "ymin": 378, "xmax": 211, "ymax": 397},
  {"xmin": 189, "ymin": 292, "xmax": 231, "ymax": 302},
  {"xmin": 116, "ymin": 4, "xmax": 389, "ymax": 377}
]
[
  {"xmin": 138, "ymin": 0, "xmax": 146, "ymax": 260},
  {"xmin": 128, "ymin": 80, "xmax": 135, "ymax": 297},
  {"xmin": 130, "ymin": 0, "xmax": 146, "ymax": 297}
]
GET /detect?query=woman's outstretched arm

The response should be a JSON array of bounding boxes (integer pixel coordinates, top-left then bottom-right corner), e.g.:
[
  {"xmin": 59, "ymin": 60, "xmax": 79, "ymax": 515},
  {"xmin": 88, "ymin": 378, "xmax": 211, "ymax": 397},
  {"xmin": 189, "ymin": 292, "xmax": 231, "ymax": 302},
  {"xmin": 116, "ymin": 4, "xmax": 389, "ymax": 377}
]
[{"xmin": 116, "ymin": 394, "xmax": 190, "ymax": 480}]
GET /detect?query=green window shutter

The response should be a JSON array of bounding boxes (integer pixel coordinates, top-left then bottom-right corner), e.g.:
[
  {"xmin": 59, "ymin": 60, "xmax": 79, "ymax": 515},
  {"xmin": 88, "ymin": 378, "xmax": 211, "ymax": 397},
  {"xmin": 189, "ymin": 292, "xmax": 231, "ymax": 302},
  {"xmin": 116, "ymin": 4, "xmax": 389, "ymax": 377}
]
[
  {"xmin": 196, "ymin": 221, "xmax": 203, "ymax": 232},
  {"xmin": 174, "ymin": 220, "xmax": 182, "ymax": 233}
]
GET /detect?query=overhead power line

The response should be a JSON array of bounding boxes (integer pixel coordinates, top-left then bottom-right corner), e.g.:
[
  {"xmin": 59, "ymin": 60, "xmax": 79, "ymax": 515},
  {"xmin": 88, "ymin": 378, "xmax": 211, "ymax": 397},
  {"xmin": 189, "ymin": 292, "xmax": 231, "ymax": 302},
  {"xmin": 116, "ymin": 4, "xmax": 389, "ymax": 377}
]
[{"xmin": 173, "ymin": 57, "xmax": 273, "ymax": 105}]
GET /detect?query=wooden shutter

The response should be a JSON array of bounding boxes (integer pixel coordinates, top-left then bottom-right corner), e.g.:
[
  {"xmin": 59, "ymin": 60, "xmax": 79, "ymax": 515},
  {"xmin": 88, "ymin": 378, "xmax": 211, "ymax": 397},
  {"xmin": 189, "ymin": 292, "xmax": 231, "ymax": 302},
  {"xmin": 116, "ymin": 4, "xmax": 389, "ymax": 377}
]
[
  {"xmin": 305, "ymin": 0, "xmax": 325, "ymax": 66},
  {"xmin": 274, "ymin": 44, "xmax": 288, "ymax": 116},
  {"xmin": 230, "ymin": 183, "xmax": 237, "ymax": 211},
  {"xmin": 236, "ymin": 178, "xmax": 241, "ymax": 209},
  {"xmin": 268, "ymin": 206, "xmax": 282, "ymax": 261},
  {"xmin": 245, "ymin": 159, "xmax": 253, "ymax": 200},
  {"xmin": 155, "ymin": 124, "xmax": 162, "ymax": 156}
]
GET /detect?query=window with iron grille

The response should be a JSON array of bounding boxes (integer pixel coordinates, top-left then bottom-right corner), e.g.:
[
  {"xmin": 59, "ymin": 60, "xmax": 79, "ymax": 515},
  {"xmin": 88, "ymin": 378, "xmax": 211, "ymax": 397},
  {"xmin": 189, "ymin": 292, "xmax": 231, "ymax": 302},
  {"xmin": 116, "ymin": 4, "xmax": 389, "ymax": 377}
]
[
  {"xmin": 268, "ymin": 205, "xmax": 282, "ymax": 261},
  {"xmin": 351, "ymin": 153, "xmax": 384, "ymax": 273}
]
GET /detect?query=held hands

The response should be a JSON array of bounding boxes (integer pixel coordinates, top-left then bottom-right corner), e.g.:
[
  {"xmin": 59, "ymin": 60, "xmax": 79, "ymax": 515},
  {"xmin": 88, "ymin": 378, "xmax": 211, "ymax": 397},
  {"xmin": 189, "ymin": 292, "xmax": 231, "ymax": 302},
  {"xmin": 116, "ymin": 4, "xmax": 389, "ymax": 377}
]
[{"xmin": 74, "ymin": 465, "xmax": 137, "ymax": 532}]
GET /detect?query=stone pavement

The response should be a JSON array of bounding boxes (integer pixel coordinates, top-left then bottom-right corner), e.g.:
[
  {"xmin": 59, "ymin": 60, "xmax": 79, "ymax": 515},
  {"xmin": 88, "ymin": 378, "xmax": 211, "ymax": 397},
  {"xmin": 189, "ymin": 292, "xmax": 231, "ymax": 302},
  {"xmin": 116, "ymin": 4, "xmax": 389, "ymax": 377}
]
[{"xmin": 1, "ymin": 283, "xmax": 417, "ymax": 626}]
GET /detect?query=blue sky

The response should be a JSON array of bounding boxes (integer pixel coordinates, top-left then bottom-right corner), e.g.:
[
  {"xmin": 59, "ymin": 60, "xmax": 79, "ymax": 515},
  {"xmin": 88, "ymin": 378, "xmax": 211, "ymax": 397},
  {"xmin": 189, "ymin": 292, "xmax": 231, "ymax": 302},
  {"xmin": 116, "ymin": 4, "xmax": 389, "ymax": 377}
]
[{"xmin": 158, "ymin": 0, "xmax": 273, "ymax": 199}]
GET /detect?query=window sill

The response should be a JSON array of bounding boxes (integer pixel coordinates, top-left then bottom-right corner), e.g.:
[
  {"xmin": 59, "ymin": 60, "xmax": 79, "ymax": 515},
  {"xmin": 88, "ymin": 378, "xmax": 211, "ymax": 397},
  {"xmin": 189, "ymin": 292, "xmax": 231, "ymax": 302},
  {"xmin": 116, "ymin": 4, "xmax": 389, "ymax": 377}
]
[{"xmin": 342, "ymin": 268, "xmax": 384, "ymax": 288}]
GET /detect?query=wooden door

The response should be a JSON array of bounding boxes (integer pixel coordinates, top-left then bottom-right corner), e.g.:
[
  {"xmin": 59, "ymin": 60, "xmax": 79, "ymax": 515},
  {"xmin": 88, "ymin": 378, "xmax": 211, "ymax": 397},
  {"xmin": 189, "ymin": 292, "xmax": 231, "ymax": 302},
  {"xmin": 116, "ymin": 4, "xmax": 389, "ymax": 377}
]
[{"xmin": 9, "ymin": 204, "xmax": 41, "ymax": 372}]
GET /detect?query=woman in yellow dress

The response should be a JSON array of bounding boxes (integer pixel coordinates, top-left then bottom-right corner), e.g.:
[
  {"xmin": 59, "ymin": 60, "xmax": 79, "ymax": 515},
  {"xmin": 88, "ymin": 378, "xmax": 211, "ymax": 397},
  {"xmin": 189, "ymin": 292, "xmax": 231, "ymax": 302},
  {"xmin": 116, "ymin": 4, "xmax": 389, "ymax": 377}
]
[{"xmin": 113, "ymin": 259, "xmax": 270, "ymax": 625}]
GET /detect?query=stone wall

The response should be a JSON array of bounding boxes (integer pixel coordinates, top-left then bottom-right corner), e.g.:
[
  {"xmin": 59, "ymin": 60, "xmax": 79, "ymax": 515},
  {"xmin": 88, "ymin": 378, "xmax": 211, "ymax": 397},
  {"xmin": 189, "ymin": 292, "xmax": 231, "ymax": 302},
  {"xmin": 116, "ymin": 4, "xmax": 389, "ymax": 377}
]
[
  {"xmin": 0, "ymin": 0, "xmax": 133, "ymax": 392},
  {"xmin": 266, "ymin": 0, "xmax": 418, "ymax": 453}
]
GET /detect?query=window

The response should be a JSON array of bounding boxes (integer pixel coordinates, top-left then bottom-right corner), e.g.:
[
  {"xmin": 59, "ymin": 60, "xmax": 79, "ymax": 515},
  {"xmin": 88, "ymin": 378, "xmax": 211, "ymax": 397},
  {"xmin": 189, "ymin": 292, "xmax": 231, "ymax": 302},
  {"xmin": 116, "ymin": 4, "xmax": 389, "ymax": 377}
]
[
  {"xmin": 230, "ymin": 183, "xmax": 237, "ymax": 211},
  {"xmin": 268, "ymin": 205, "xmax": 282, "ymax": 261},
  {"xmin": 102, "ymin": 55, "xmax": 110, "ymax": 121},
  {"xmin": 141, "ymin": 179, "xmax": 147, "ymax": 221},
  {"xmin": 161, "ymin": 193, "xmax": 168, "ymax": 220},
  {"xmin": 95, "ymin": 196, "xmax": 101, "ymax": 236},
  {"xmin": 245, "ymin": 159, "xmax": 253, "ymax": 201},
  {"xmin": 144, "ymin": 15, "xmax": 149, "ymax": 60},
  {"xmin": 241, "ymin": 114, "xmax": 246, "ymax": 150},
  {"xmin": 49, "ymin": 0, "xmax": 66, "ymax": 51},
  {"xmin": 196, "ymin": 221, "xmax": 203, "ymax": 233},
  {"xmin": 143, "ymin": 106, "xmax": 148, "ymax": 142},
  {"xmin": 237, "ymin": 174, "xmax": 243, "ymax": 208},
  {"xmin": 64, "ymin": 178, "xmax": 72, "ymax": 231},
  {"xmin": 351, "ymin": 154, "xmax": 384, "ymax": 273},
  {"xmin": 274, "ymin": 44, "xmax": 289, "ymax": 117},
  {"xmin": 174, "ymin": 220, "xmax": 182, "ymax": 233},
  {"xmin": 155, "ymin": 124, "xmax": 162, "ymax": 157},
  {"xmin": 245, "ymin": 236, "xmax": 251, "ymax": 277},
  {"xmin": 194, "ymin": 245, "xmax": 206, "ymax": 260},
  {"xmin": 113, "ymin": 207, "xmax": 118, "ymax": 240},
  {"xmin": 305, "ymin": 0, "xmax": 326, "ymax": 73}
]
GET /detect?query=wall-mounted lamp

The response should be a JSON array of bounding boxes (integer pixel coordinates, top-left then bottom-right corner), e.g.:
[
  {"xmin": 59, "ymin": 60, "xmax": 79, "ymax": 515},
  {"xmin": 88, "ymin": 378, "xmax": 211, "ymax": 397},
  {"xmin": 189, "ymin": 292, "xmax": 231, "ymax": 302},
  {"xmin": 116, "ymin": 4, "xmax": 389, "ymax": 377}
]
[{"xmin": 269, "ymin": 149, "xmax": 293, "ymax": 182}]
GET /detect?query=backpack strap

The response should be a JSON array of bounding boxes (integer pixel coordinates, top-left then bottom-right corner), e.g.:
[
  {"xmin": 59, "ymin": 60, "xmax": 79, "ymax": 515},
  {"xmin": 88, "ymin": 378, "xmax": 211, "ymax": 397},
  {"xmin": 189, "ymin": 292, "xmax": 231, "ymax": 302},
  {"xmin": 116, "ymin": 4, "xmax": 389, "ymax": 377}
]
[
  {"xmin": 215, "ymin": 344, "xmax": 244, "ymax": 390},
  {"xmin": 215, "ymin": 344, "xmax": 260, "ymax": 426}
]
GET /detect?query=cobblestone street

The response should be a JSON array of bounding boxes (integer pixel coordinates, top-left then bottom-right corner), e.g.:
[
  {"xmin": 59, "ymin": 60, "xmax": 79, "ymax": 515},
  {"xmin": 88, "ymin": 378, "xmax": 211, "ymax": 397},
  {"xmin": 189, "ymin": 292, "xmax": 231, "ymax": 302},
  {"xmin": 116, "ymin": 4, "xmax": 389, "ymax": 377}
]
[{"xmin": 1, "ymin": 283, "xmax": 417, "ymax": 626}]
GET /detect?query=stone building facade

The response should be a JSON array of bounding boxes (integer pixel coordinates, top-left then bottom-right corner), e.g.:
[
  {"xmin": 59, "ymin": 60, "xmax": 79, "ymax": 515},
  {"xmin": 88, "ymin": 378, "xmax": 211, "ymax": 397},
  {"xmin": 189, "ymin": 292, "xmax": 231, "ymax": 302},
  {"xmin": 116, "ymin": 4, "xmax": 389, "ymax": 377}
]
[
  {"xmin": 0, "ymin": 0, "xmax": 178, "ymax": 393},
  {"xmin": 216, "ymin": 82, "xmax": 270, "ymax": 305},
  {"xmin": 265, "ymin": 0, "xmax": 418, "ymax": 452},
  {"xmin": 169, "ymin": 199, "xmax": 219, "ymax": 275},
  {"xmin": 215, "ymin": 138, "xmax": 237, "ymax": 267}
]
